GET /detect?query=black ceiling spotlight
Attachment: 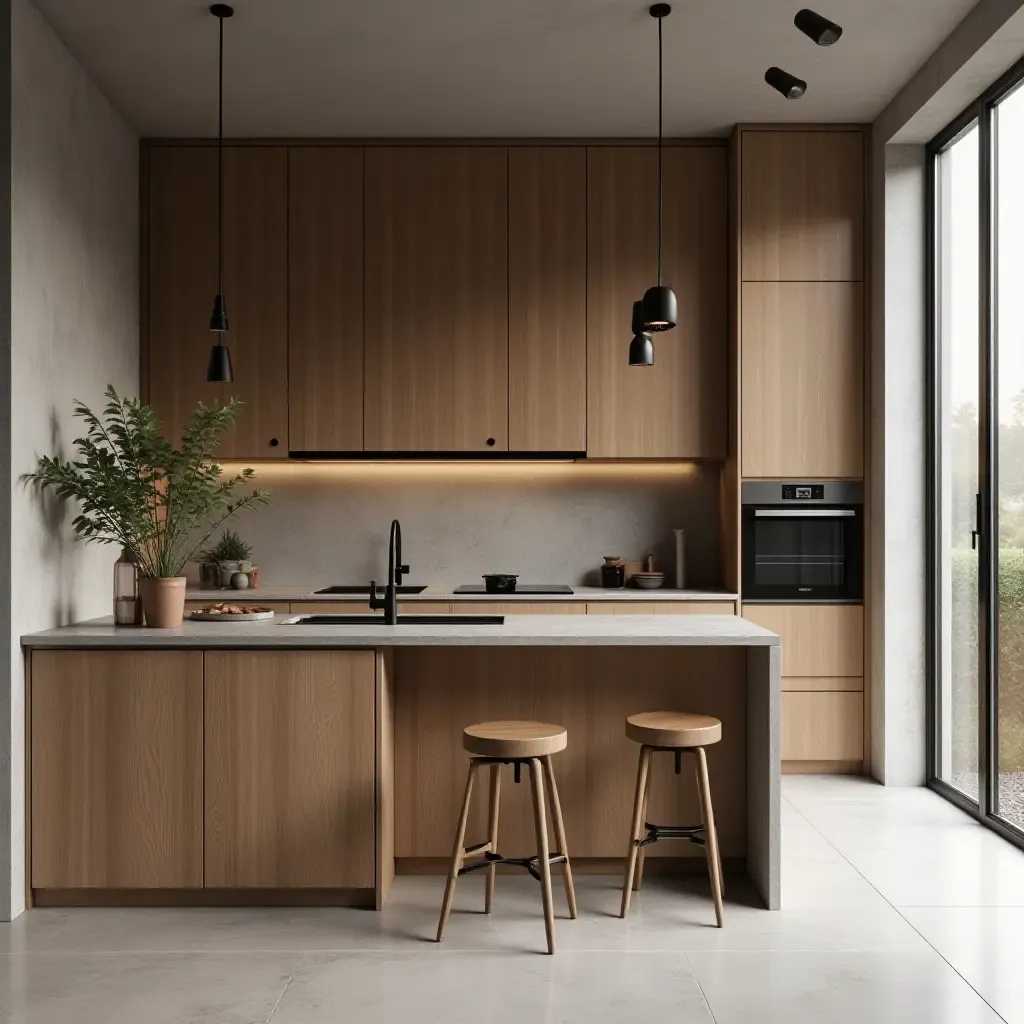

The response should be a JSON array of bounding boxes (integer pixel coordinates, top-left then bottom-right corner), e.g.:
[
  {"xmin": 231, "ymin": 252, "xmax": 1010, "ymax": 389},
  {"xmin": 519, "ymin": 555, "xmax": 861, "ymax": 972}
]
[
  {"xmin": 629, "ymin": 300, "xmax": 654, "ymax": 367},
  {"xmin": 765, "ymin": 66, "xmax": 807, "ymax": 99},
  {"xmin": 639, "ymin": 3, "xmax": 678, "ymax": 336},
  {"xmin": 207, "ymin": 3, "xmax": 234, "ymax": 384},
  {"xmin": 794, "ymin": 8, "xmax": 843, "ymax": 45}
]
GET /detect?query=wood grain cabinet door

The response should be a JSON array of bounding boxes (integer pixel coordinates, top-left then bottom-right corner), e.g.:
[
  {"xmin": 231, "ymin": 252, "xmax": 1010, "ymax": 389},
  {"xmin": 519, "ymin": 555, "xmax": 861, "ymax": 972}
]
[
  {"xmin": 204, "ymin": 651, "xmax": 376, "ymax": 888},
  {"xmin": 146, "ymin": 146, "xmax": 219, "ymax": 447},
  {"xmin": 218, "ymin": 147, "xmax": 289, "ymax": 458},
  {"xmin": 364, "ymin": 147, "xmax": 508, "ymax": 451},
  {"xmin": 586, "ymin": 146, "xmax": 727, "ymax": 458},
  {"xmin": 741, "ymin": 281, "xmax": 864, "ymax": 478},
  {"xmin": 508, "ymin": 147, "xmax": 586, "ymax": 451},
  {"xmin": 31, "ymin": 651, "xmax": 204, "ymax": 889},
  {"xmin": 288, "ymin": 147, "xmax": 364, "ymax": 452},
  {"xmin": 740, "ymin": 130, "xmax": 864, "ymax": 282}
]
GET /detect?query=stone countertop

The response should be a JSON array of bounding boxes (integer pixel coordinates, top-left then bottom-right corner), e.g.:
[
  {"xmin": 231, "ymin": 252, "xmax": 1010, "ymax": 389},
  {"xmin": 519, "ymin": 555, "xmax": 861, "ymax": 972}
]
[
  {"xmin": 22, "ymin": 614, "xmax": 777, "ymax": 649},
  {"xmin": 186, "ymin": 585, "xmax": 740, "ymax": 603}
]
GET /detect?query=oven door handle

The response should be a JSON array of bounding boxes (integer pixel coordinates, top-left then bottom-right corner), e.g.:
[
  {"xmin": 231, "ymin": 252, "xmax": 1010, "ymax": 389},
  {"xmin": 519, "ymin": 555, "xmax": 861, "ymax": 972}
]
[{"xmin": 753, "ymin": 509, "xmax": 857, "ymax": 518}]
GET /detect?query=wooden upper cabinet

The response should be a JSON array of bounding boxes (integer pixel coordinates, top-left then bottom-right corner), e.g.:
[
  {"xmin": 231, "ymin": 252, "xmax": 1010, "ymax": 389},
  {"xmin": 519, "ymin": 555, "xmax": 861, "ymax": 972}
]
[
  {"xmin": 741, "ymin": 281, "xmax": 864, "ymax": 478},
  {"xmin": 147, "ymin": 147, "xmax": 219, "ymax": 446},
  {"xmin": 741, "ymin": 130, "xmax": 864, "ymax": 282},
  {"xmin": 147, "ymin": 146, "xmax": 288, "ymax": 458},
  {"xmin": 219, "ymin": 147, "xmax": 289, "ymax": 458},
  {"xmin": 508, "ymin": 147, "xmax": 586, "ymax": 452},
  {"xmin": 288, "ymin": 147, "xmax": 364, "ymax": 452},
  {"xmin": 586, "ymin": 146, "xmax": 728, "ymax": 458},
  {"xmin": 31, "ymin": 651, "xmax": 204, "ymax": 889},
  {"xmin": 364, "ymin": 147, "xmax": 508, "ymax": 451}
]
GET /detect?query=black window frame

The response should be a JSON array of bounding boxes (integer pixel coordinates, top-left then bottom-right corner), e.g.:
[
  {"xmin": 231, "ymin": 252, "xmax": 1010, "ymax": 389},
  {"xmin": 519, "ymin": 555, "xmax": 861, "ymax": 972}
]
[{"xmin": 927, "ymin": 53, "xmax": 1024, "ymax": 852}]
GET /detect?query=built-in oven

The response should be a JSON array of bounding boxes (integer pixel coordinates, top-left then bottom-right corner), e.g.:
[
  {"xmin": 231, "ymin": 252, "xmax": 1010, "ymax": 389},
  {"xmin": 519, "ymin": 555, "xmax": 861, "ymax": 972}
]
[{"xmin": 741, "ymin": 481, "xmax": 863, "ymax": 603}]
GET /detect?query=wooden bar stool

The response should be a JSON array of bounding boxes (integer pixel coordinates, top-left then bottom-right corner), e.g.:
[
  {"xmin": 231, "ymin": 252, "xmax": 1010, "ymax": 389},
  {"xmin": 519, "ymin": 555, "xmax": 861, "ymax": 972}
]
[
  {"xmin": 436, "ymin": 720, "xmax": 577, "ymax": 954},
  {"xmin": 619, "ymin": 711, "xmax": 725, "ymax": 927}
]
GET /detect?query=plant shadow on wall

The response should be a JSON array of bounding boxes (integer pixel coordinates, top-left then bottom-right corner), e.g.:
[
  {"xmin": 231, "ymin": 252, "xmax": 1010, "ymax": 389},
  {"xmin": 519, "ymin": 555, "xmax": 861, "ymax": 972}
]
[{"xmin": 22, "ymin": 386, "xmax": 269, "ymax": 628}]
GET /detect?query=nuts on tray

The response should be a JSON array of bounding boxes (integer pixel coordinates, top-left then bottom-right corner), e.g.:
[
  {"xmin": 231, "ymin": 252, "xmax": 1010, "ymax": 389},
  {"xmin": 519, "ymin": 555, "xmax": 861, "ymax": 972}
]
[{"xmin": 198, "ymin": 602, "xmax": 271, "ymax": 615}]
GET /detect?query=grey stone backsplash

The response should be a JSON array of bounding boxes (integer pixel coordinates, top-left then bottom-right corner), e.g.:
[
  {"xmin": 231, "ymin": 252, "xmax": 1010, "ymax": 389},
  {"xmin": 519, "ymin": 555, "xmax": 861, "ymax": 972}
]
[{"xmin": 212, "ymin": 461, "xmax": 723, "ymax": 589}]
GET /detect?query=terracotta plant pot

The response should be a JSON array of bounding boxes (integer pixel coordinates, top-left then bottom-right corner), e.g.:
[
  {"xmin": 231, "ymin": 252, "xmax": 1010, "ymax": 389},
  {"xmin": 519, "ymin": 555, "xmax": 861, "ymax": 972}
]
[{"xmin": 138, "ymin": 577, "xmax": 187, "ymax": 628}]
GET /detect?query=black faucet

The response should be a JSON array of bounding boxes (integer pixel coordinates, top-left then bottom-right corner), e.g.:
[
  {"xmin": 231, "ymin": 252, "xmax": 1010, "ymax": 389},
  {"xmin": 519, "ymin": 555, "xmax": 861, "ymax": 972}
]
[{"xmin": 369, "ymin": 519, "xmax": 409, "ymax": 625}]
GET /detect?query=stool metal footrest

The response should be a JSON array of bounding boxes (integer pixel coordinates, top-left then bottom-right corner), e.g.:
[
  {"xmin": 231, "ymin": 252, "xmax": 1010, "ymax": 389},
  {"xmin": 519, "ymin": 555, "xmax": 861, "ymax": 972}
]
[
  {"xmin": 458, "ymin": 849, "xmax": 567, "ymax": 883},
  {"xmin": 634, "ymin": 822, "xmax": 706, "ymax": 849}
]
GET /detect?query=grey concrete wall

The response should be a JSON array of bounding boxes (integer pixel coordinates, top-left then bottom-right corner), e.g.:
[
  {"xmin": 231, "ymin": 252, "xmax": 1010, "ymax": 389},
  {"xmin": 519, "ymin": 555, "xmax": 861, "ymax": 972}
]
[
  {"xmin": 869, "ymin": 143, "xmax": 928, "ymax": 785},
  {"xmin": 5, "ymin": 0, "xmax": 137, "ymax": 919},
  {"xmin": 210, "ymin": 463, "xmax": 723, "ymax": 590}
]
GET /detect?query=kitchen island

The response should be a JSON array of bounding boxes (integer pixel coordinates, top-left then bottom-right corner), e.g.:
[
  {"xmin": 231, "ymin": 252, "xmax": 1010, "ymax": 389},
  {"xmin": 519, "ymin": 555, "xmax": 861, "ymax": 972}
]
[{"xmin": 22, "ymin": 614, "xmax": 780, "ymax": 910}]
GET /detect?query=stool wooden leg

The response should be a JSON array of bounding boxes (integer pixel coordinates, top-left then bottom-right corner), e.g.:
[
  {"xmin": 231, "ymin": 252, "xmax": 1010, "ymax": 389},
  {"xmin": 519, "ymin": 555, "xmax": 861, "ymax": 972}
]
[
  {"xmin": 633, "ymin": 756, "xmax": 653, "ymax": 892},
  {"xmin": 542, "ymin": 755, "xmax": 577, "ymax": 920},
  {"xmin": 485, "ymin": 764, "xmax": 501, "ymax": 914},
  {"xmin": 694, "ymin": 747, "xmax": 724, "ymax": 928},
  {"xmin": 436, "ymin": 761, "xmax": 478, "ymax": 942},
  {"xmin": 528, "ymin": 757, "xmax": 556, "ymax": 954},
  {"xmin": 620, "ymin": 745, "xmax": 651, "ymax": 918},
  {"xmin": 693, "ymin": 750, "xmax": 725, "ymax": 900}
]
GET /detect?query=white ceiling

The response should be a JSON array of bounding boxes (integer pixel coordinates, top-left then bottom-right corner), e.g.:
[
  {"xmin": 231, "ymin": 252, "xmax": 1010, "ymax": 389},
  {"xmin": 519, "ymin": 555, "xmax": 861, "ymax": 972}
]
[{"xmin": 33, "ymin": 0, "xmax": 979, "ymax": 137}]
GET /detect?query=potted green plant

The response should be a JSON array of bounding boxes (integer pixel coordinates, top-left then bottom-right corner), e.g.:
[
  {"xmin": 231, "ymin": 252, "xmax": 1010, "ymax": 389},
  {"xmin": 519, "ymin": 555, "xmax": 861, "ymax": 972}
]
[
  {"xmin": 25, "ymin": 386, "xmax": 269, "ymax": 628},
  {"xmin": 206, "ymin": 529, "xmax": 253, "ymax": 587}
]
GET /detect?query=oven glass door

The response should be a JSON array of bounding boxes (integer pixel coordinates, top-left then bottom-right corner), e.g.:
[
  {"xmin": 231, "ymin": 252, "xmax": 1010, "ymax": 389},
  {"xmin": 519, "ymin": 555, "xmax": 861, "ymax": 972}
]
[{"xmin": 743, "ymin": 506, "xmax": 862, "ymax": 601}]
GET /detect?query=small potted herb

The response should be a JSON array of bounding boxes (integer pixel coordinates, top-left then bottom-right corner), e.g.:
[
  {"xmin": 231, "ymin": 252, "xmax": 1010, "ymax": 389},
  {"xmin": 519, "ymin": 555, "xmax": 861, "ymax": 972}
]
[{"xmin": 207, "ymin": 529, "xmax": 254, "ymax": 587}]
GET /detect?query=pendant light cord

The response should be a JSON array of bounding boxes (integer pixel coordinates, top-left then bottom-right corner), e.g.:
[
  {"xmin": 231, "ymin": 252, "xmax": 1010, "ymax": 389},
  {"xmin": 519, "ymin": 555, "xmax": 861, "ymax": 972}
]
[
  {"xmin": 217, "ymin": 12, "xmax": 224, "ymax": 295},
  {"xmin": 657, "ymin": 11, "xmax": 663, "ymax": 287}
]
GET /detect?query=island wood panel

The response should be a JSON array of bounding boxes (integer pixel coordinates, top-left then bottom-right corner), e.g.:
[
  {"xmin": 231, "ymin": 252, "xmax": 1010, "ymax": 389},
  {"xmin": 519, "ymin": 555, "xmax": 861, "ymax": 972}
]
[
  {"xmin": 741, "ymin": 604, "xmax": 863, "ymax": 677},
  {"xmin": 782, "ymin": 692, "xmax": 864, "ymax": 761},
  {"xmin": 217, "ymin": 147, "xmax": 290, "ymax": 458},
  {"xmin": 392, "ymin": 646, "xmax": 746, "ymax": 860},
  {"xmin": 508, "ymin": 147, "xmax": 586, "ymax": 451},
  {"xmin": 364, "ymin": 147, "xmax": 508, "ymax": 451},
  {"xmin": 741, "ymin": 281, "xmax": 864, "ymax": 478},
  {"xmin": 288, "ymin": 147, "xmax": 364, "ymax": 451},
  {"xmin": 31, "ymin": 651, "xmax": 203, "ymax": 889},
  {"xmin": 456, "ymin": 602, "xmax": 587, "ymax": 615},
  {"xmin": 586, "ymin": 602, "xmax": 736, "ymax": 615},
  {"xmin": 146, "ymin": 147, "xmax": 219, "ymax": 445},
  {"xmin": 204, "ymin": 651, "xmax": 376, "ymax": 888},
  {"xmin": 289, "ymin": 601, "xmax": 452, "ymax": 615},
  {"xmin": 740, "ymin": 130, "xmax": 864, "ymax": 282},
  {"xmin": 586, "ymin": 146, "xmax": 728, "ymax": 458}
]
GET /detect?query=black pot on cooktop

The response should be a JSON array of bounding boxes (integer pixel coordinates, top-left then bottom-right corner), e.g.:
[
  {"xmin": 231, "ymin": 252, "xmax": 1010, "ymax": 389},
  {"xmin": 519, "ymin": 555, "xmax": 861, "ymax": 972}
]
[{"xmin": 482, "ymin": 574, "xmax": 518, "ymax": 594}]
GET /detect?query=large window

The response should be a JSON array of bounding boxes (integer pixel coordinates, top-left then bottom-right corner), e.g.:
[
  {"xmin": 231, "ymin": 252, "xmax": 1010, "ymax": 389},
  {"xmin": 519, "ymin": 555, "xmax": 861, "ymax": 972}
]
[{"xmin": 930, "ymin": 60, "xmax": 1024, "ymax": 846}]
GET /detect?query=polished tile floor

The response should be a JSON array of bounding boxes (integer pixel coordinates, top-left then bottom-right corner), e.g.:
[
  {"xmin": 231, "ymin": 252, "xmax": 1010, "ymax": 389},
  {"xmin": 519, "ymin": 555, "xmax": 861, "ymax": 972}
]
[{"xmin": 2, "ymin": 776, "xmax": 1023, "ymax": 1023}]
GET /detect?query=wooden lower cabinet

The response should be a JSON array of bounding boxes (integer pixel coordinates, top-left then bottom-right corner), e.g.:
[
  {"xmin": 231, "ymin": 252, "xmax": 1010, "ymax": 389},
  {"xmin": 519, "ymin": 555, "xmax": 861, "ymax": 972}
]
[
  {"xmin": 31, "ymin": 651, "xmax": 204, "ymax": 889},
  {"xmin": 587, "ymin": 602, "xmax": 736, "ymax": 615},
  {"xmin": 740, "ymin": 604, "xmax": 862, "ymax": 677},
  {"xmin": 783, "ymin": 692, "xmax": 864, "ymax": 762},
  {"xmin": 289, "ymin": 601, "xmax": 451, "ymax": 615},
  {"xmin": 204, "ymin": 651, "xmax": 376, "ymax": 888}
]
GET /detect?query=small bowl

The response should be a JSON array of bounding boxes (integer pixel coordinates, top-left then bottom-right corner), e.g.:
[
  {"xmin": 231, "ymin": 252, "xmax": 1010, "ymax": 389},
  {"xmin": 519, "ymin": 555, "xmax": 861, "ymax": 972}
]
[{"xmin": 632, "ymin": 573, "xmax": 666, "ymax": 590}]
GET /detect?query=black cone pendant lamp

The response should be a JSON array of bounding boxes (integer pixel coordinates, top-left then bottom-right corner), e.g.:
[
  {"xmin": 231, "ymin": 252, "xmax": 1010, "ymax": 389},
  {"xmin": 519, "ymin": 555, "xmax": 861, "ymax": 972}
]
[
  {"xmin": 640, "ymin": 4, "xmax": 677, "ymax": 334},
  {"xmin": 629, "ymin": 300, "xmax": 654, "ymax": 367},
  {"xmin": 206, "ymin": 3, "xmax": 234, "ymax": 383}
]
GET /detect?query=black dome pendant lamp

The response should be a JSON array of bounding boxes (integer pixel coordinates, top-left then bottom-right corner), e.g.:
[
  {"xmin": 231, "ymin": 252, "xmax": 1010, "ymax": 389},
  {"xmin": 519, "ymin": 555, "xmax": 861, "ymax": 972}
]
[
  {"xmin": 640, "ymin": 3, "xmax": 677, "ymax": 335},
  {"xmin": 206, "ymin": 3, "xmax": 234, "ymax": 384},
  {"xmin": 629, "ymin": 300, "xmax": 654, "ymax": 367}
]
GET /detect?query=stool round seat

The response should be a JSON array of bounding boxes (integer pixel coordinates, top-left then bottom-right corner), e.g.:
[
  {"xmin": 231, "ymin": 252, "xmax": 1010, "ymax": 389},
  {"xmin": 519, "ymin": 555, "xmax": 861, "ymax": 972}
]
[
  {"xmin": 625, "ymin": 711, "xmax": 722, "ymax": 748},
  {"xmin": 463, "ymin": 720, "xmax": 568, "ymax": 758}
]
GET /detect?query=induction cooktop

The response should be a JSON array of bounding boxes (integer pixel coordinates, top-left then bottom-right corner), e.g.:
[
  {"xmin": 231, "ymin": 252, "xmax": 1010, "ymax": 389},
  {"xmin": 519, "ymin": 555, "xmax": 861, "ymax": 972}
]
[{"xmin": 453, "ymin": 584, "xmax": 574, "ymax": 595}]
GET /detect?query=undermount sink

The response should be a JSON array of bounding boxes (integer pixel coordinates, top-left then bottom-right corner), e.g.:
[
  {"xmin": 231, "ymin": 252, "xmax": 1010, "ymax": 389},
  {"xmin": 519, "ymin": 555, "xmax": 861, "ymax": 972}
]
[
  {"xmin": 285, "ymin": 614, "xmax": 505, "ymax": 626},
  {"xmin": 312, "ymin": 585, "xmax": 428, "ymax": 595}
]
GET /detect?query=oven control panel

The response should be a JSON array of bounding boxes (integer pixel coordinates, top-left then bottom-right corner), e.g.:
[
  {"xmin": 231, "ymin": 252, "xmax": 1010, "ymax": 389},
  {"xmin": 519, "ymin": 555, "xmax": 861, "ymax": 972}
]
[{"xmin": 781, "ymin": 484, "xmax": 825, "ymax": 501}]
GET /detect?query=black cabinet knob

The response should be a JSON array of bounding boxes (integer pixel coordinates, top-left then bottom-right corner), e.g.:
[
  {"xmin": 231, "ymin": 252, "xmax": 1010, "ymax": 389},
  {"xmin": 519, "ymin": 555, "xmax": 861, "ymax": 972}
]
[
  {"xmin": 269, "ymin": 437, "xmax": 280, "ymax": 447},
  {"xmin": 486, "ymin": 437, "xmax": 496, "ymax": 447}
]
